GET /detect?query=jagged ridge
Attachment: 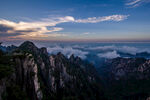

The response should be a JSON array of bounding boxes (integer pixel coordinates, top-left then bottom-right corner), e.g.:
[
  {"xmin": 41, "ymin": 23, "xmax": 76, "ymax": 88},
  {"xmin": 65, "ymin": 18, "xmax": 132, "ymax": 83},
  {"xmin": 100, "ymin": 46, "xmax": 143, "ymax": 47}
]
[{"xmin": 0, "ymin": 41, "xmax": 105, "ymax": 100}]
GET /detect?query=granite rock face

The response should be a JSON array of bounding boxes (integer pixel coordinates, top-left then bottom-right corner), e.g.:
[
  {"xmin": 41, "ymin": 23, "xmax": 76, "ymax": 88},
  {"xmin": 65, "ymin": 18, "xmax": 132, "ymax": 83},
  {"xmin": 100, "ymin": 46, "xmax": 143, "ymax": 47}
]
[
  {"xmin": 105, "ymin": 58, "xmax": 150, "ymax": 80},
  {"xmin": 0, "ymin": 41, "xmax": 105, "ymax": 100},
  {"xmin": 98, "ymin": 57, "xmax": 150, "ymax": 100},
  {"xmin": 1, "ymin": 41, "xmax": 150, "ymax": 100},
  {"xmin": 0, "ymin": 52, "xmax": 42, "ymax": 100},
  {"xmin": 14, "ymin": 53, "xmax": 42, "ymax": 100}
]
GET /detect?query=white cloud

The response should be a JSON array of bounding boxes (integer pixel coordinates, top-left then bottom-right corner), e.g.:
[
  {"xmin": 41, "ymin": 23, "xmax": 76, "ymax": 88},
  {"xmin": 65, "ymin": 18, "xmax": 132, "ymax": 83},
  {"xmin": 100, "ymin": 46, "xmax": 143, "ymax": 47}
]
[
  {"xmin": 75, "ymin": 15, "xmax": 129, "ymax": 23},
  {"xmin": 125, "ymin": 0, "xmax": 150, "ymax": 7},
  {"xmin": 88, "ymin": 45, "xmax": 150, "ymax": 55},
  {"xmin": 72, "ymin": 45, "xmax": 87, "ymax": 49},
  {"xmin": 0, "ymin": 14, "xmax": 129, "ymax": 39},
  {"xmin": 126, "ymin": 0, "xmax": 141, "ymax": 5},
  {"xmin": 0, "ymin": 16, "xmax": 74, "ymax": 39},
  {"xmin": 47, "ymin": 46, "xmax": 88, "ymax": 59},
  {"xmin": 89, "ymin": 45, "xmax": 138, "ymax": 55},
  {"xmin": 46, "ymin": 33, "xmax": 67, "ymax": 37},
  {"xmin": 98, "ymin": 51, "xmax": 120, "ymax": 59},
  {"xmin": 48, "ymin": 27, "xmax": 64, "ymax": 32},
  {"xmin": 83, "ymin": 32, "xmax": 90, "ymax": 35},
  {"xmin": 41, "ymin": 16, "xmax": 75, "ymax": 23},
  {"xmin": 118, "ymin": 46, "xmax": 138, "ymax": 55},
  {"xmin": 82, "ymin": 32, "xmax": 96, "ymax": 35}
]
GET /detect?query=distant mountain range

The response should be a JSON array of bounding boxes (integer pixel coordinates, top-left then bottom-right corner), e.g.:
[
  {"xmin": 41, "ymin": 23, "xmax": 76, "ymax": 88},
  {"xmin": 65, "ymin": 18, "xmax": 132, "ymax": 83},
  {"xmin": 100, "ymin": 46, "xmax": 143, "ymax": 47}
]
[
  {"xmin": 98, "ymin": 57, "xmax": 150, "ymax": 100},
  {"xmin": 0, "ymin": 41, "xmax": 150, "ymax": 100}
]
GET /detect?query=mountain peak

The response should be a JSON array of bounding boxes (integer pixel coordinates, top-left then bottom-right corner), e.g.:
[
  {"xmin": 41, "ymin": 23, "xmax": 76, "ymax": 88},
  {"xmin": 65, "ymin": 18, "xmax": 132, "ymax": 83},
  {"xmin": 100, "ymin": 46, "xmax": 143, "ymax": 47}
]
[
  {"xmin": 57, "ymin": 52, "xmax": 65, "ymax": 57},
  {"xmin": 40, "ymin": 47, "xmax": 48, "ymax": 55},
  {"xmin": 19, "ymin": 41, "xmax": 40, "ymax": 55},
  {"xmin": 20, "ymin": 41, "xmax": 36, "ymax": 48},
  {"xmin": 69, "ymin": 54, "xmax": 75, "ymax": 62}
]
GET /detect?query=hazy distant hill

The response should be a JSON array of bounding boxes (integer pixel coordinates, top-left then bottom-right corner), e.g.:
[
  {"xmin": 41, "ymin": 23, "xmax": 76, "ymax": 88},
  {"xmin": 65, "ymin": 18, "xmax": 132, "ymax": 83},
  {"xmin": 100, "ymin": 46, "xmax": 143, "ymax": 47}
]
[{"xmin": 98, "ymin": 57, "xmax": 150, "ymax": 100}]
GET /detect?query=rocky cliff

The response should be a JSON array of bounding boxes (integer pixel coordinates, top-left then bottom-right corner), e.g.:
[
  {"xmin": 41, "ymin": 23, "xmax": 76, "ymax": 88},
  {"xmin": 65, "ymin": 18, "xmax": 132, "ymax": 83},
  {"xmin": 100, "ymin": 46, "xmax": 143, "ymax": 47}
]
[
  {"xmin": 98, "ymin": 57, "xmax": 150, "ymax": 100},
  {"xmin": 0, "ymin": 51, "xmax": 42, "ymax": 100},
  {"xmin": 107, "ymin": 58, "xmax": 150, "ymax": 80},
  {"xmin": 1, "ymin": 41, "xmax": 150, "ymax": 100},
  {"xmin": 0, "ymin": 41, "xmax": 105, "ymax": 100}
]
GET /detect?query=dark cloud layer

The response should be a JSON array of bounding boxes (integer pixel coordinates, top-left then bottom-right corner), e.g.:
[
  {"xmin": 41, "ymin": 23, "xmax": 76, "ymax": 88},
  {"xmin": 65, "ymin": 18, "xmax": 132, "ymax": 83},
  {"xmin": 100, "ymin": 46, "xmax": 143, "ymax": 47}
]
[
  {"xmin": 0, "ymin": 33, "xmax": 22, "ymax": 37},
  {"xmin": 0, "ymin": 24, "xmax": 25, "ymax": 38},
  {"xmin": 0, "ymin": 24, "xmax": 14, "ymax": 33},
  {"xmin": 0, "ymin": 24, "xmax": 36, "ymax": 38}
]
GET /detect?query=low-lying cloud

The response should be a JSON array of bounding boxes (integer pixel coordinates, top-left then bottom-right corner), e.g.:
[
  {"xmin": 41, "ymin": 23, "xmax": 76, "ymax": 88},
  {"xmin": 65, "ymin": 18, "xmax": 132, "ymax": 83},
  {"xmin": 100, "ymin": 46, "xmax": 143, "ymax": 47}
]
[
  {"xmin": 88, "ymin": 45, "xmax": 150, "ymax": 55},
  {"xmin": 98, "ymin": 51, "xmax": 120, "ymax": 59},
  {"xmin": 47, "ymin": 46, "xmax": 88, "ymax": 59}
]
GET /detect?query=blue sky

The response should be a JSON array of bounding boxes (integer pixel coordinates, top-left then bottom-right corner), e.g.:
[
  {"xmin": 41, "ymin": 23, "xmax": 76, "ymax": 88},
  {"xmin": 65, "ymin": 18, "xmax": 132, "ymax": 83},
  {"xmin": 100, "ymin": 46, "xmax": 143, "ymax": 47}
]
[{"xmin": 0, "ymin": 0, "xmax": 150, "ymax": 42}]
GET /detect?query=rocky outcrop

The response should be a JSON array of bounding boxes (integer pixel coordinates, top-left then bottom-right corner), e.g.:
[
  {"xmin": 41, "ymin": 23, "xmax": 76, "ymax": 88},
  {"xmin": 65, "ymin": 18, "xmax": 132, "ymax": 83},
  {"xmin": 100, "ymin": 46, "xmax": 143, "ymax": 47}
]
[
  {"xmin": 0, "ymin": 52, "xmax": 42, "ymax": 100},
  {"xmin": 0, "ymin": 41, "xmax": 106, "ymax": 100},
  {"xmin": 14, "ymin": 53, "xmax": 42, "ymax": 100},
  {"xmin": 106, "ymin": 58, "xmax": 150, "ymax": 80},
  {"xmin": 45, "ymin": 52, "xmax": 105, "ymax": 100},
  {"xmin": 1, "ymin": 41, "xmax": 150, "ymax": 100},
  {"xmin": 98, "ymin": 57, "xmax": 150, "ymax": 100}
]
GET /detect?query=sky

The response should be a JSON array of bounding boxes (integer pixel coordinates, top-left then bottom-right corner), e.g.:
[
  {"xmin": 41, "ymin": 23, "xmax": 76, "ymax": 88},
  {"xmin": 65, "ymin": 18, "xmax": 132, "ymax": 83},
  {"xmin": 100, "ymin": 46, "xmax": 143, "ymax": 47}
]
[{"xmin": 0, "ymin": 0, "xmax": 150, "ymax": 42}]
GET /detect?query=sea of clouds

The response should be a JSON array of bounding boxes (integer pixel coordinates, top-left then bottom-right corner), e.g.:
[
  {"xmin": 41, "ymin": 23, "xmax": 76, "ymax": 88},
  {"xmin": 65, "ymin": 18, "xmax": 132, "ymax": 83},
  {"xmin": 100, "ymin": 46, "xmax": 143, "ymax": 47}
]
[
  {"xmin": 47, "ymin": 46, "xmax": 88, "ymax": 59},
  {"xmin": 44, "ymin": 44, "xmax": 150, "ymax": 59},
  {"xmin": 12, "ymin": 41, "xmax": 146, "ymax": 60},
  {"xmin": 98, "ymin": 50, "xmax": 120, "ymax": 59},
  {"xmin": 88, "ymin": 45, "xmax": 150, "ymax": 55}
]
